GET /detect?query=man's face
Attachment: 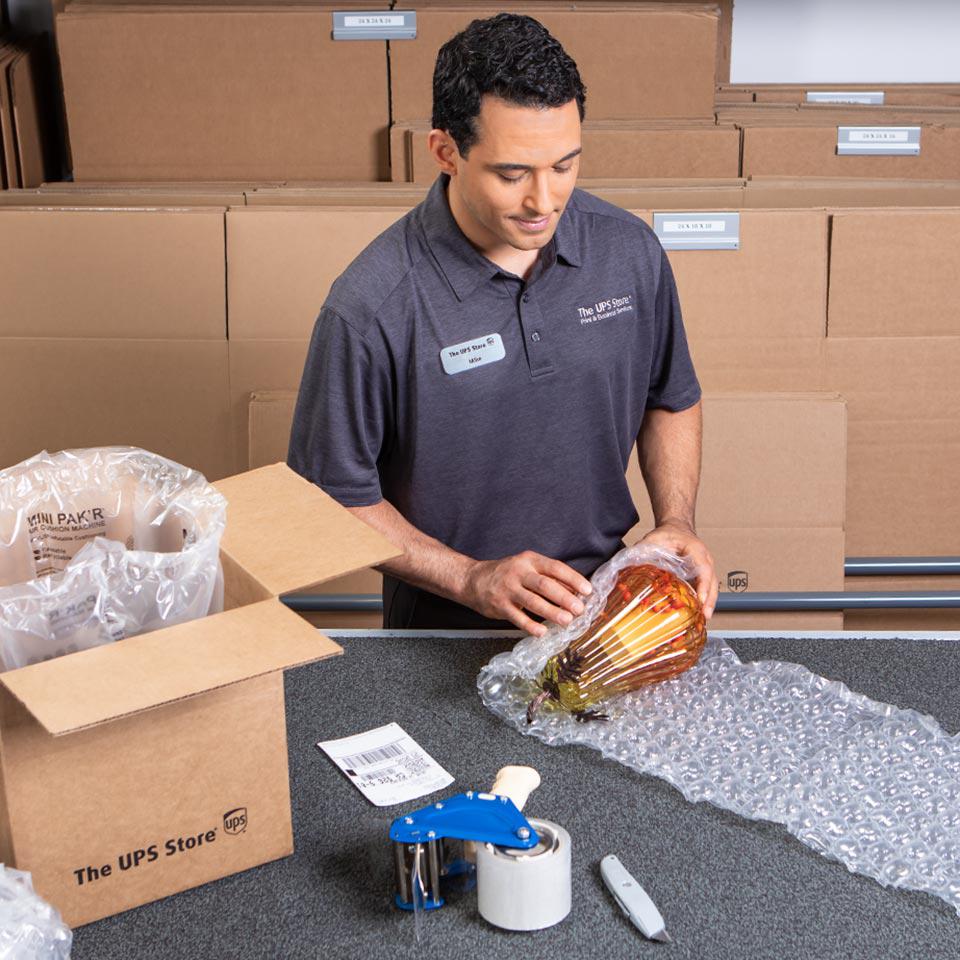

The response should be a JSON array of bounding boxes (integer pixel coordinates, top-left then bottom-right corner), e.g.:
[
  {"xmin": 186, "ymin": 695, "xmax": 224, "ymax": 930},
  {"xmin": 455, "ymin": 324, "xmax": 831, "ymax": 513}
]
[{"xmin": 443, "ymin": 96, "xmax": 582, "ymax": 255}]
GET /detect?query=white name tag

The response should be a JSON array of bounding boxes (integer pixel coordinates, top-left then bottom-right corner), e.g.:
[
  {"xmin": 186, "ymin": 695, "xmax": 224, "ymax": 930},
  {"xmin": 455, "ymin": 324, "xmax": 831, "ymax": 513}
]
[{"xmin": 440, "ymin": 333, "xmax": 505, "ymax": 375}]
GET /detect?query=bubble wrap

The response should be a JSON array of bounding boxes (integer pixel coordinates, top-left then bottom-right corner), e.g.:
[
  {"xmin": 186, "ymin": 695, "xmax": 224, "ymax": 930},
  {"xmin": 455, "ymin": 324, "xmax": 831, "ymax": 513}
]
[
  {"xmin": 478, "ymin": 545, "xmax": 960, "ymax": 916},
  {"xmin": 0, "ymin": 866, "xmax": 71, "ymax": 959}
]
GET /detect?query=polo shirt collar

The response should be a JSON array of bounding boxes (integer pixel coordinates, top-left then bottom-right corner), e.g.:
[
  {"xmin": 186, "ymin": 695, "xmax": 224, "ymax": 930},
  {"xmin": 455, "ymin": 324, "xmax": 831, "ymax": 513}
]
[
  {"xmin": 421, "ymin": 174, "xmax": 582, "ymax": 301},
  {"xmin": 553, "ymin": 194, "xmax": 583, "ymax": 268},
  {"xmin": 421, "ymin": 175, "xmax": 501, "ymax": 302}
]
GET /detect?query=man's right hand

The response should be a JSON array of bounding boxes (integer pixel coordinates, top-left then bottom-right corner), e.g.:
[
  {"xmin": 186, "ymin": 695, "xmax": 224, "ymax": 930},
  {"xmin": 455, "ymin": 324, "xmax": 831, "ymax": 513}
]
[{"xmin": 462, "ymin": 551, "xmax": 593, "ymax": 637}]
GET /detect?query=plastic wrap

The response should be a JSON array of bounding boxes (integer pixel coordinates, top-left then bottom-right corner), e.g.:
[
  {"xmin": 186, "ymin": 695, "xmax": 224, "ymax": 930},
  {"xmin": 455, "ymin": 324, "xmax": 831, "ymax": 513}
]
[
  {"xmin": 0, "ymin": 448, "xmax": 226, "ymax": 670},
  {"xmin": 524, "ymin": 549, "xmax": 706, "ymax": 722},
  {"xmin": 0, "ymin": 866, "xmax": 71, "ymax": 959},
  {"xmin": 479, "ymin": 543, "xmax": 960, "ymax": 916}
]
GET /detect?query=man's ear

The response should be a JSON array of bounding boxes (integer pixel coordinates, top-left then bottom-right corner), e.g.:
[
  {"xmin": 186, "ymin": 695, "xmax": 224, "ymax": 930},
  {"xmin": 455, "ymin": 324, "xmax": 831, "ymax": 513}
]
[{"xmin": 427, "ymin": 129, "xmax": 460, "ymax": 176}]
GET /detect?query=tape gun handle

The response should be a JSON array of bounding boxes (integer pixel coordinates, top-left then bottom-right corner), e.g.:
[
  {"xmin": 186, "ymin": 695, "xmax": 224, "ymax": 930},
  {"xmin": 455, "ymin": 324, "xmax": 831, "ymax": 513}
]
[
  {"xmin": 490, "ymin": 765, "xmax": 541, "ymax": 812},
  {"xmin": 464, "ymin": 766, "xmax": 541, "ymax": 863}
]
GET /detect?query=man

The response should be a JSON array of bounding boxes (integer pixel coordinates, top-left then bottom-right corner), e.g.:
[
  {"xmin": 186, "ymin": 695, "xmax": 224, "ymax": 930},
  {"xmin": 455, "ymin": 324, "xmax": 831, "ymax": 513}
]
[{"xmin": 289, "ymin": 13, "xmax": 717, "ymax": 633}]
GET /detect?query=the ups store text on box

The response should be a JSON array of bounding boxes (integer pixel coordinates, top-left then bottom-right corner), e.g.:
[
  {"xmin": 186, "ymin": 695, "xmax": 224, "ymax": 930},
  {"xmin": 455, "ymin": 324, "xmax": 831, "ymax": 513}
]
[{"xmin": 0, "ymin": 465, "xmax": 398, "ymax": 926}]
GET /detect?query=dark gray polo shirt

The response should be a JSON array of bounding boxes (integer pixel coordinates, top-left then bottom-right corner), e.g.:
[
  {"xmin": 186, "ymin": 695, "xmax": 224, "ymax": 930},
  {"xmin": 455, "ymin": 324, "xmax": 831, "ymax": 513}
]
[{"xmin": 288, "ymin": 174, "xmax": 700, "ymax": 577}]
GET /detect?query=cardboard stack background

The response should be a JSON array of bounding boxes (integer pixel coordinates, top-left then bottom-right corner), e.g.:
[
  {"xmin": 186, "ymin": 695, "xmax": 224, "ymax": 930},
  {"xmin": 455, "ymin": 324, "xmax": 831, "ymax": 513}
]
[
  {"xmin": 55, "ymin": 2, "xmax": 393, "ymax": 182},
  {"xmin": 0, "ymin": 32, "xmax": 57, "ymax": 187},
  {"xmin": 1, "ymin": 1, "xmax": 958, "ymax": 633},
  {"xmin": 0, "ymin": 202, "xmax": 234, "ymax": 481}
]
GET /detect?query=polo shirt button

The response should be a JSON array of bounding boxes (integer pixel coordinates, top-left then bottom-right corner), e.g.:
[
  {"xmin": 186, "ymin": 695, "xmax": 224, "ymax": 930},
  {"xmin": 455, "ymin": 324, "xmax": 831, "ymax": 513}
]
[
  {"xmin": 522, "ymin": 293, "xmax": 530, "ymax": 303},
  {"xmin": 531, "ymin": 331, "xmax": 541, "ymax": 342}
]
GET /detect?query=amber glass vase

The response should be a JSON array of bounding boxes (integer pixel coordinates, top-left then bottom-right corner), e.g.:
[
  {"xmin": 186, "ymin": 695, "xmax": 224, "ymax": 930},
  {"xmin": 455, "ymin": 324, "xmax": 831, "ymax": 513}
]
[{"xmin": 526, "ymin": 563, "xmax": 706, "ymax": 722}]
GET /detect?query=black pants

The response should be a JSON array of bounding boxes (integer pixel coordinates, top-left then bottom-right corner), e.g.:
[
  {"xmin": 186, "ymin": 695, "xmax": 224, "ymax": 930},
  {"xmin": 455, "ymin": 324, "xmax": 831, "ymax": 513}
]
[{"xmin": 382, "ymin": 575, "xmax": 516, "ymax": 631}]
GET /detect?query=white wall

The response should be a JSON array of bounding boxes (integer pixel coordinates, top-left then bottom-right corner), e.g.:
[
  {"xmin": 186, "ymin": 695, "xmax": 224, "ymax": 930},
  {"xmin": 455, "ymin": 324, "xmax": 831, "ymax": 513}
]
[{"xmin": 731, "ymin": 0, "xmax": 960, "ymax": 83}]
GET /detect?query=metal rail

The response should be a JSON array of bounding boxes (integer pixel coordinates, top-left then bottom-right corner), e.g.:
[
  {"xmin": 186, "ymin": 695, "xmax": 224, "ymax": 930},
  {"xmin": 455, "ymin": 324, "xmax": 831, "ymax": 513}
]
[
  {"xmin": 845, "ymin": 556, "xmax": 960, "ymax": 576},
  {"xmin": 282, "ymin": 591, "xmax": 960, "ymax": 614},
  {"xmin": 716, "ymin": 591, "xmax": 960, "ymax": 611}
]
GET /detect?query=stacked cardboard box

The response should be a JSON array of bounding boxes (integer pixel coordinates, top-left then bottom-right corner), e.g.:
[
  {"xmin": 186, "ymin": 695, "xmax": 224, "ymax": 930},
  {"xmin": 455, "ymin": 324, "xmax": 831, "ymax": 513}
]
[
  {"xmin": 625, "ymin": 393, "xmax": 847, "ymax": 631},
  {"xmin": 824, "ymin": 210, "xmax": 960, "ymax": 551},
  {"xmin": 0, "ymin": 34, "xmax": 55, "ymax": 188},
  {"xmin": 246, "ymin": 389, "xmax": 384, "ymax": 624},
  {"xmin": 242, "ymin": 179, "xmax": 749, "ymax": 209},
  {"xmin": 406, "ymin": 0, "xmax": 734, "ymax": 87},
  {"xmin": 742, "ymin": 125, "xmax": 960, "ymax": 180},
  {"xmin": 734, "ymin": 83, "xmax": 960, "ymax": 107},
  {"xmin": 388, "ymin": 3, "xmax": 730, "ymax": 186},
  {"xmin": 226, "ymin": 202, "xmax": 409, "ymax": 615},
  {"xmin": 229, "ymin": 200, "xmax": 842, "ymax": 631},
  {"xmin": 644, "ymin": 207, "xmax": 830, "ymax": 395},
  {"xmin": 390, "ymin": 3, "xmax": 720, "ymax": 123},
  {"xmin": 56, "ymin": 3, "xmax": 391, "ymax": 181},
  {"xmin": 244, "ymin": 389, "xmax": 848, "ymax": 631},
  {"xmin": 392, "ymin": 120, "xmax": 742, "ymax": 183},
  {"xmin": 720, "ymin": 102, "xmax": 960, "ymax": 180},
  {"xmin": 821, "ymin": 208, "xmax": 960, "ymax": 630},
  {"xmin": 226, "ymin": 204, "xmax": 409, "ymax": 474},
  {"xmin": 7, "ymin": 180, "xmax": 957, "ymax": 629},
  {"xmin": 0, "ymin": 204, "xmax": 233, "ymax": 480},
  {"xmin": 743, "ymin": 177, "xmax": 960, "ymax": 209}
]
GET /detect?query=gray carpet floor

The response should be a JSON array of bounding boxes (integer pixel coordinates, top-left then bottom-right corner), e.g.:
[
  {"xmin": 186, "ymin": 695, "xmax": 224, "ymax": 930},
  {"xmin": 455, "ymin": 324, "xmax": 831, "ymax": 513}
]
[{"xmin": 71, "ymin": 634, "xmax": 960, "ymax": 960}]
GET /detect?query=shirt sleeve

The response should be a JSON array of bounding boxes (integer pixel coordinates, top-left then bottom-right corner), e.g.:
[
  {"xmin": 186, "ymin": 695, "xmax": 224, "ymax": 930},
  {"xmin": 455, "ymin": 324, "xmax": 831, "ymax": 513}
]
[
  {"xmin": 287, "ymin": 307, "xmax": 391, "ymax": 507},
  {"xmin": 645, "ymin": 248, "xmax": 702, "ymax": 412}
]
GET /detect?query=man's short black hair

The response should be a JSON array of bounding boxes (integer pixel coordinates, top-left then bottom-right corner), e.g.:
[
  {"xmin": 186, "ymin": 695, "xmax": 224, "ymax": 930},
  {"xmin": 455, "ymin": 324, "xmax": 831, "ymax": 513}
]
[{"xmin": 432, "ymin": 13, "xmax": 586, "ymax": 157}]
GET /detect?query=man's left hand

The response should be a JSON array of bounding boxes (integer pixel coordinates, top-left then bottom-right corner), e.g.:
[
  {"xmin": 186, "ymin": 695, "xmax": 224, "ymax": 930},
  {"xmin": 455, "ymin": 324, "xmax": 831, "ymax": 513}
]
[{"xmin": 640, "ymin": 521, "xmax": 717, "ymax": 619}]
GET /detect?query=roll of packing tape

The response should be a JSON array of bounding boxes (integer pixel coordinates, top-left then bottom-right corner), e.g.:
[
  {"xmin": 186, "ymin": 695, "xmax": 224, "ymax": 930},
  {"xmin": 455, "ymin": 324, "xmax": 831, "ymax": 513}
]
[{"xmin": 476, "ymin": 817, "xmax": 571, "ymax": 931}]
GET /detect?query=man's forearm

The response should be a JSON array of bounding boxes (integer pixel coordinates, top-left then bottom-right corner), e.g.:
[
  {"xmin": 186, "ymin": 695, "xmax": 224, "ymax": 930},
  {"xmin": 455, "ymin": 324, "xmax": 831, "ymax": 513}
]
[
  {"xmin": 346, "ymin": 498, "xmax": 594, "ymax": 634},
  {"xmin": 346, "ymin": 499, "xmax": 473, "ymax": 603},
  {"xmin": 637, "ymin": 401, "xmax": 703, "ymax": 529}
]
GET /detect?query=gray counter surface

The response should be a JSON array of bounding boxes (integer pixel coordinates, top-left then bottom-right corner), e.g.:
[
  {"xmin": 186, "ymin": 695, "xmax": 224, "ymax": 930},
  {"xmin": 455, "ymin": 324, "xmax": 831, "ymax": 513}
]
[{"xmin": 72, "ymin": 631, "xmax": 960, "ymax": 960}]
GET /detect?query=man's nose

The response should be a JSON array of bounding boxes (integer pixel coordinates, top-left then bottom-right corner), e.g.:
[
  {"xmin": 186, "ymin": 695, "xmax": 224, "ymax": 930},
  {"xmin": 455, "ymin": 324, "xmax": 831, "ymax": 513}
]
[{"xmin": 523, "ymin": 173, "xmax": 552, "ymax": 215}]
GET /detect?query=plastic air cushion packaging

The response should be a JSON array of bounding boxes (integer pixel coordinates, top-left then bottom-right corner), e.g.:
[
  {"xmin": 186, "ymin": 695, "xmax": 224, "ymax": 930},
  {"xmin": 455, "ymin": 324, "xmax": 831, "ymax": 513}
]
[
  {"xmin": 0, "ymin": 865, "xmax": 71, "ymax": 959},
  {"xmin": 479, "ymin": 543, "xmax": 960, "ymax": 916},
  {"xmin": 0, "ymin": 448, "xmax": 226, "ymax": 670}
]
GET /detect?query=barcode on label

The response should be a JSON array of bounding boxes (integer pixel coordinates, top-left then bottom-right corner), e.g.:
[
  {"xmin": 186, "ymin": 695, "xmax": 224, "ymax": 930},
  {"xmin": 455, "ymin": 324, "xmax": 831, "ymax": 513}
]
[{"xmin": 343, "ymin": 741, "xmax": 407, "ymax": 768}]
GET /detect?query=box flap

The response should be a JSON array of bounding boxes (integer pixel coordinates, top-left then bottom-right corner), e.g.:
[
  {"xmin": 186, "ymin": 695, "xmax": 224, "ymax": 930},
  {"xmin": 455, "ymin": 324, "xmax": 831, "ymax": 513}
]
[
  {"xmin": 0, "ymin": 598, "xmax": 338, "ymax": 736},
  {"xmin": 214, "ymin": 463, "xmax": 401, "ymax": 596}
]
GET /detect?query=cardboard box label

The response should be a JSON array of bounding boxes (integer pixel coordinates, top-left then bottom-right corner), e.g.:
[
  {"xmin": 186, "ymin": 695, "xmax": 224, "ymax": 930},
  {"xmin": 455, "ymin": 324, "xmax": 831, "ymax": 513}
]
[
  {"xmin": 808, "ymin": 91, "xmax": 884, "ymax": 105},
  {"xmin": 333, "ymin": 10, "xmax": 416, "ymax": 40},
  {"xmin": 654, "ymin": 211, "xmax": 739, "ymax": 250},
  {"xmin": 837, "ymin": 126, "xmax": 920, "ymax": 155}
]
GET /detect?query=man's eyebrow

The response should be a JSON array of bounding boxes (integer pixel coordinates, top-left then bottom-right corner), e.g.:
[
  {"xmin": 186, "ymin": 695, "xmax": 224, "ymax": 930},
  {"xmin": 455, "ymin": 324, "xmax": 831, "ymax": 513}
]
[{"xmin": 487, "ymin": 147, "xmax": 583, "ymax": 172}]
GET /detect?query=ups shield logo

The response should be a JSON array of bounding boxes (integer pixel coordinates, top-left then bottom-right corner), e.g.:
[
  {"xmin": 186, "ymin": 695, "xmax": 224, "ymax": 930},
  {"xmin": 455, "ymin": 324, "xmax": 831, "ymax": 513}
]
[
  {"xmin": 726, "ymin": 570, "xmax": 748, "ymax": 593},
  {"xmin": 223, "ymin": 807, "xmax": 248, "ymax": 835}
]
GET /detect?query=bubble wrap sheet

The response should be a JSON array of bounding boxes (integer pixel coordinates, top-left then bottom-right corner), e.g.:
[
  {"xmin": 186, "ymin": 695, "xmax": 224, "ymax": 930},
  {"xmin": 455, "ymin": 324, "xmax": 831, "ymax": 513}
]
[
  {"xmin": 0, "ymin": 866, "xmax": 71, "ymax": 959},
  {"xmin": 479, "ymin": 565, "xmax": 960, "ymax": 916}
]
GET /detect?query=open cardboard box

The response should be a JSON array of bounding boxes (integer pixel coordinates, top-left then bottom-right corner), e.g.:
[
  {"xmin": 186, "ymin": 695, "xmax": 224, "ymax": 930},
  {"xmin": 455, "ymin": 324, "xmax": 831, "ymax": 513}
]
[{"xmin": 0, "ymin": 462, "xmax": 400, "ymax": 926}]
